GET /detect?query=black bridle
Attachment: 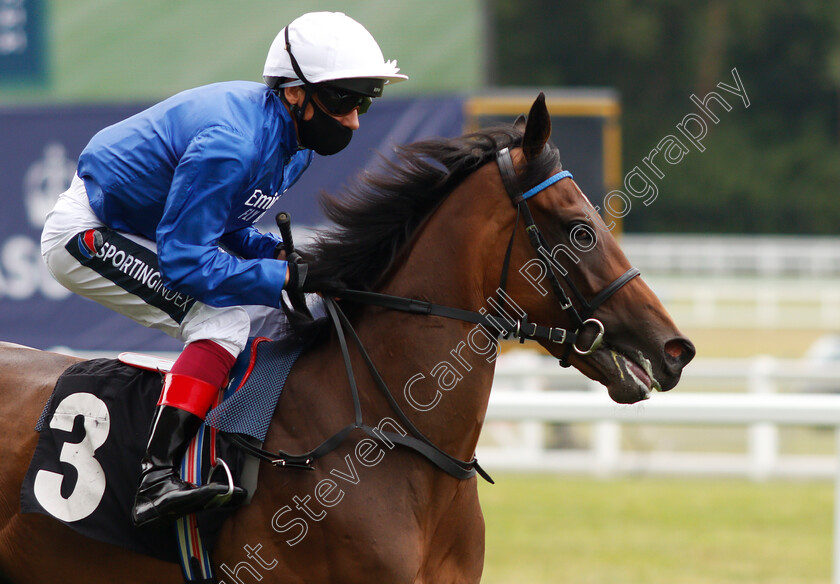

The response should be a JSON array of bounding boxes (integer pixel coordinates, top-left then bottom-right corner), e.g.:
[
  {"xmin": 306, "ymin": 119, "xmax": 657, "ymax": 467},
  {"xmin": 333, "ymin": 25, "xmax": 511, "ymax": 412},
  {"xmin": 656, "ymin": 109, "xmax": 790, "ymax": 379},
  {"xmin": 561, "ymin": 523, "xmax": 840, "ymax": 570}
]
[
  {"xmin": 493, "ymin": 147, "xmax": 640, "ymax": 366},
  {"xmin": 230, "ymin": 146, "xmax": 641, "ymax": 482},
  {"xmin": 340, "ymin": 147, "xmax": 640, "ymax": 367}
]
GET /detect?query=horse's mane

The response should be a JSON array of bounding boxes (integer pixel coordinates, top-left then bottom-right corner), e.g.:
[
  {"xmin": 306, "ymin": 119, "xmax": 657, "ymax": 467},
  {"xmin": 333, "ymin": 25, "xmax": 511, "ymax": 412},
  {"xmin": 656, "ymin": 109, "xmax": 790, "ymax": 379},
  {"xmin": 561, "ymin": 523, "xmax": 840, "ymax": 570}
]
[{"xmin": 305, "ymin": 125, "xmax": 560, "ymax": 293}]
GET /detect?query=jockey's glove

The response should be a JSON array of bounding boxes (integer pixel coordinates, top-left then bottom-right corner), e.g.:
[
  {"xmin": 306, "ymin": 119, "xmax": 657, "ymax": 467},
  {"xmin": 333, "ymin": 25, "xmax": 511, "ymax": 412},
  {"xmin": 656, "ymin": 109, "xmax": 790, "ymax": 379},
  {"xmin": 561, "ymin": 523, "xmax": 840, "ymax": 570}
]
[{"xmin": 285, "ymin": 260, "xmax": 308, "ymax": 292}]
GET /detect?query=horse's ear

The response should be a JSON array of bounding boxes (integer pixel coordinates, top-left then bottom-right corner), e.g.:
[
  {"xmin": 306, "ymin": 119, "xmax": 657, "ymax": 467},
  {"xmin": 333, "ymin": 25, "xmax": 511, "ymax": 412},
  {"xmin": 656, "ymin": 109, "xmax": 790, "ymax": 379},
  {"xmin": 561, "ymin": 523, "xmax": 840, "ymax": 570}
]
[
  {"xmin": 522, "ymin": 92, "xmax": 551, "ymax": 161},
  {"xmin": 513, "ymin": 114, "xmax": 527, "ymax": 131}
]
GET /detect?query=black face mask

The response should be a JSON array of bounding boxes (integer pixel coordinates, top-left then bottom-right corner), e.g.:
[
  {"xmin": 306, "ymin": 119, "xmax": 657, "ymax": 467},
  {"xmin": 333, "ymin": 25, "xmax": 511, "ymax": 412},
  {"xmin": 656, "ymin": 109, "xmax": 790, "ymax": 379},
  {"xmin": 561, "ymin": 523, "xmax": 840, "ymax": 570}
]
[{"xmin": 293, "ymin": 99, "xmax": 353, "ymax": 156}]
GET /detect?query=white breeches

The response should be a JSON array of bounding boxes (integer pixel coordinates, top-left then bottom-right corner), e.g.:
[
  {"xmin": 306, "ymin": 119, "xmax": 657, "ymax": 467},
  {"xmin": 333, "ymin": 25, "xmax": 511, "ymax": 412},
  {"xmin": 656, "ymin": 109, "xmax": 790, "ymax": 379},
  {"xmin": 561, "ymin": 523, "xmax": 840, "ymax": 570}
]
[{"xmin": 40, "ymin": 175, "xmax": 286, "ymax": 358}]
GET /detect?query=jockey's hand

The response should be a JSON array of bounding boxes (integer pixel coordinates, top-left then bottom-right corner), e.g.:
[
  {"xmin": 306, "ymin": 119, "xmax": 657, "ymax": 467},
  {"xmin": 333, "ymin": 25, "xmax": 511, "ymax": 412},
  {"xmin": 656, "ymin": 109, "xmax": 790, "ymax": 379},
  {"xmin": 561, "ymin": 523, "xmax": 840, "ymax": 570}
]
[
  {"xmin": 275, "ymin": 244, "xmax": 307, "ymax": 264},
  {"xmin": 284, "ymin": 258, "xmax": 308, "ymax": 292}
]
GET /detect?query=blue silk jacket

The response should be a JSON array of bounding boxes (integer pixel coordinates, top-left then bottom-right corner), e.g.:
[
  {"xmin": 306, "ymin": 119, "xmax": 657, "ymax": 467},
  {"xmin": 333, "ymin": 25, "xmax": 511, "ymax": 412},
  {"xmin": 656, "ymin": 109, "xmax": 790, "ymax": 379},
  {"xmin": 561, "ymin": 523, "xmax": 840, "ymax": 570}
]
[{"xmin": 77, "ymin": 81, "xmax": 312, "ymax": 308}]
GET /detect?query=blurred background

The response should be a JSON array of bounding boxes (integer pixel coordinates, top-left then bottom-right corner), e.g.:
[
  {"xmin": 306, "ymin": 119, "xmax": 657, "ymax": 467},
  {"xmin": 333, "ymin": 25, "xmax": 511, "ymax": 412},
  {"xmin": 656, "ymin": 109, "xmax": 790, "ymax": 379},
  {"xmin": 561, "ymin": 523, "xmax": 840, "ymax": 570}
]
[{"xmin": 2, "ymin": 1, "xmax": 839, "ymax": 582}]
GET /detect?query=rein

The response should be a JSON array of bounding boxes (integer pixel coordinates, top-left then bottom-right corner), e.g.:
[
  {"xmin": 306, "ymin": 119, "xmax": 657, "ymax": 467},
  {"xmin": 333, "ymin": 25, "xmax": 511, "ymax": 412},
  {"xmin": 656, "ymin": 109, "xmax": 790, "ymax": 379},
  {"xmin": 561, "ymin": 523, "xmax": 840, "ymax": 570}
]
[
  {"xmin": 231, "ymin": 146, "xmax": 640, "ymax": 483},
  {"xmin": 228, "ymin": 296, "xmax": 493, "ymax": 482}
]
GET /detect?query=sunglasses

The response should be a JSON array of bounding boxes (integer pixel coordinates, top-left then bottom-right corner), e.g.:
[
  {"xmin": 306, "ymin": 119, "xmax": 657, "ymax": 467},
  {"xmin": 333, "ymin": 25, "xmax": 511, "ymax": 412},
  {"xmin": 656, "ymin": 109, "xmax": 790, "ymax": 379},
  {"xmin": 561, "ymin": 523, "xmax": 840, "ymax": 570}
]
[{"xmin": 314, "ymin": 85, "xmax": 372, "ymax": 116}]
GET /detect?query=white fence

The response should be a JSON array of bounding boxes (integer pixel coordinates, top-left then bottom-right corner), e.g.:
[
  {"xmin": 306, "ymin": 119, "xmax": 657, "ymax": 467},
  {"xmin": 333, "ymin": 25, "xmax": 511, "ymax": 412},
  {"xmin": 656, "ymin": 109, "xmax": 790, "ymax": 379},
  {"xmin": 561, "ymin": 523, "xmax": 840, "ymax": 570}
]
[
  {"xmin": 483, "ymin": 351, "xmax": 840, "ymax": 584},
  {"xmin": 641, "ymin": 276, "xmax": 840, "ymax": 330},
  {"xmin": 619, "ymin": 234, "xmax": 840, "ymax": 330},
  {"xmin": 622, "ymin": 234, "xmax": 840, "ymax": 278},
  {"xmin": 66, "ymin": 348, "xmax": 840, "ymax": 479},
  {"xmin": 483, "ymin": 353, "xmax": 840, "ymax": 479}
]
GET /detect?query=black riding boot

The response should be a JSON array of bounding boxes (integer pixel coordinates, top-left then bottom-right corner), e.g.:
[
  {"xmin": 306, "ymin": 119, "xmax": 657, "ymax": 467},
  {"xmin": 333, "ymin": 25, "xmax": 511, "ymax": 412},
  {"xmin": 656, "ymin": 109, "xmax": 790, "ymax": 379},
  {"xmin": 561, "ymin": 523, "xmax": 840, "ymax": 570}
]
[{"xmin": 131, "ymin": 405, "xmax": 235, "ymax": 527}]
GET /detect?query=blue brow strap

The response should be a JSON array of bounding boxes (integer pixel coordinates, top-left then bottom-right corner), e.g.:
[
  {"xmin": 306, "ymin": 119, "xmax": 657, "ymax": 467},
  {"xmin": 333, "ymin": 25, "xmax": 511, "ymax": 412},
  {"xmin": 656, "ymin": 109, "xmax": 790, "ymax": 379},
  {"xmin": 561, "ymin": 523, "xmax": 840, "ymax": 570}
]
[{"xmin": 521, "ymin": 170, "xmax": 574, "ymax": 200}]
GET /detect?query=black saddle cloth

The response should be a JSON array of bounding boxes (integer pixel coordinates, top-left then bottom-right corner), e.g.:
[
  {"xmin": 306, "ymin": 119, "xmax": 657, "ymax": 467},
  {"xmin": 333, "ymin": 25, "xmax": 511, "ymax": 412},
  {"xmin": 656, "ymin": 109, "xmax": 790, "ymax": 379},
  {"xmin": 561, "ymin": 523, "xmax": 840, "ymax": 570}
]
[{"xmin": 20, "ymin": 358, "xmax": 244, "ymax": 563}]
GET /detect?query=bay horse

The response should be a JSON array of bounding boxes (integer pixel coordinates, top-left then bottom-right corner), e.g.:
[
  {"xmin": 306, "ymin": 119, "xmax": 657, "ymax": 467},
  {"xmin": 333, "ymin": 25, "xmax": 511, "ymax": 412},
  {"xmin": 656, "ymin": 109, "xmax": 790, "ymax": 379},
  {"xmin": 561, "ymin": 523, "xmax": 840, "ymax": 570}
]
[{"xmin": 0, "ymin": 94, "xmax": 694, "ymax": 583}]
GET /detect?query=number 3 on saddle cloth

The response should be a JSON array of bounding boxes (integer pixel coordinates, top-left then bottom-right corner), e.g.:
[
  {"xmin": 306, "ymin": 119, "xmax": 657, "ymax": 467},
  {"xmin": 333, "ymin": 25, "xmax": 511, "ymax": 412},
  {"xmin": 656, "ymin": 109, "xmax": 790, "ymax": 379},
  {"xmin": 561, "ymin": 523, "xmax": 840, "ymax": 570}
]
[{"xmin": 19, "ymin": 337, "xmax": 300, "ymax": 576}]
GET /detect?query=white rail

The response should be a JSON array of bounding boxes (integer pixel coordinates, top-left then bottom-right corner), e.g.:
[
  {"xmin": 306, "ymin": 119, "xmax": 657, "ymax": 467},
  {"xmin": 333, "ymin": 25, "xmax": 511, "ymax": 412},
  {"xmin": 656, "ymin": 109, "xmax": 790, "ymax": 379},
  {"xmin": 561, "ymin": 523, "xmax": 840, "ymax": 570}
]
[
  {"xmin": 483, "ymin": 389, "xmax": 840, "ymax": 478},
  {"xmin": 483, "ymin": 351, "xmax": 840, "ymax": 584},
  {"xmin": 641, "ymin": 276, "xmax": 840, "ymax": 330},
  {"xmin": 622, "ymin": 234, "xmax": 840, "ymax": 278},
  {"xmin": 484, "ymin": 353, "xmax": 840, "ymax": 476}
]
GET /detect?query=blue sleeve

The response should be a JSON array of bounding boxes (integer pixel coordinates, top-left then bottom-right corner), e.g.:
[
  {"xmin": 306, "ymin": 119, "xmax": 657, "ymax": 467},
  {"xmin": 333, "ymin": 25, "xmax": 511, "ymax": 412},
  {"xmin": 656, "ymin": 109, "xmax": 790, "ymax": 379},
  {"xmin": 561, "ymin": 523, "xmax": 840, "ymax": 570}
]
[
  {"xmin": 155, "ymin": 126, "xmax": 287, "ymax": 308},
  {"xmin": 220, "ymin": 227, "xmax": 282, "ymax": 259}
]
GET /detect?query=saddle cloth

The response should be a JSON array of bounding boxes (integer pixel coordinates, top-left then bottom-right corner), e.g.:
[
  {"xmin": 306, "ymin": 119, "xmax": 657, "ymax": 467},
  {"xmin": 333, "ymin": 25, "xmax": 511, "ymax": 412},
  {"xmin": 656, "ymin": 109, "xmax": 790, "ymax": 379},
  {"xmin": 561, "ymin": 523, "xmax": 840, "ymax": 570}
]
[{"xmin": 19, "ymin": 337, "xmax": 301, "ymax": 564}]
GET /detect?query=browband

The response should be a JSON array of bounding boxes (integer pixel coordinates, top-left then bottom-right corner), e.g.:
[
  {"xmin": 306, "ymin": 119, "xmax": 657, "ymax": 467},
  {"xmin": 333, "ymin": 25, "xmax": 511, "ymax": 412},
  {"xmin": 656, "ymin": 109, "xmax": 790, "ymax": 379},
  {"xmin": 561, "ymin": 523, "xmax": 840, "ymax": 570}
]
[{"xmin": 521, "ymin": 170, "xmax": 573, "ymax": 201}]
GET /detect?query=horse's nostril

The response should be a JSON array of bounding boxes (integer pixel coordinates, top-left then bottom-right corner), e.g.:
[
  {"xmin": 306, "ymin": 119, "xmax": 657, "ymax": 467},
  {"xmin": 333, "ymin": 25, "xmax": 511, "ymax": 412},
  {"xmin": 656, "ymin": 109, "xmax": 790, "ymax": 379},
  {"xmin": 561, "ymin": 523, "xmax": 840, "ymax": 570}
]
[
  {"xmin": 665, "ymin": 340, "xmax": 683, "ymax": 358},
  {"xmin": 664, "ymin": 338, "xmax": 696, "ymax": 367}
]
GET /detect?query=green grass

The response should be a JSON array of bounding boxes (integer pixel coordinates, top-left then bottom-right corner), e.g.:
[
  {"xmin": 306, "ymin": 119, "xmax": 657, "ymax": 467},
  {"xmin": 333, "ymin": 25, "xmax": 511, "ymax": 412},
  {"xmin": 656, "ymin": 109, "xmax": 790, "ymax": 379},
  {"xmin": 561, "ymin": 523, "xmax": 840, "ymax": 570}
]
[{"xmin": 479, "ymin": 474, "xmax": 833, "ymax": 584}]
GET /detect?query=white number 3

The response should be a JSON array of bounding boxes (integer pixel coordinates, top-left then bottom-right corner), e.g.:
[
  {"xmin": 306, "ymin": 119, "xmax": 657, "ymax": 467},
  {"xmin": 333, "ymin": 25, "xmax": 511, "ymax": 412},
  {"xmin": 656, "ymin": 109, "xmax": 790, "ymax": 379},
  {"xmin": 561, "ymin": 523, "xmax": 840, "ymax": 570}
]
[{"xmin": 33, "ymin": 392, "xmax": 110, "ymax": 522}]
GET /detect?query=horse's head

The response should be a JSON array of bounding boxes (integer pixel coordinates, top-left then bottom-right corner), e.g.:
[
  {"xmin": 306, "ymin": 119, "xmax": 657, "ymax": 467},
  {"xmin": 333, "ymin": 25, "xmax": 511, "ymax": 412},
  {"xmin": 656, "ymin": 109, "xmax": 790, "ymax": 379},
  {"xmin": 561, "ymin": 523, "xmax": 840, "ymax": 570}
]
[
  {"xmin": 492, "ymin": 94, "xmax": 694, "ymax": 403},
  {"xmin": 306, "ymin": 93, "xmax": 693, "ymax": 404}
]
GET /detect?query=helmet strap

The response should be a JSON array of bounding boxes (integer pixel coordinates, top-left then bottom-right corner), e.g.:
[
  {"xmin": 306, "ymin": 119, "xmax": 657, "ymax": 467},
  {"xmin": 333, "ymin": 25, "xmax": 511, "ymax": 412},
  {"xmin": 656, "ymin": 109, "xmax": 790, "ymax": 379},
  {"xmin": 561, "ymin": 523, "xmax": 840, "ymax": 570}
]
[
  {"xmin": 301, "ymin": 87, "xmax": 315, "ymax": 120},
  {"xmin": 285, "ymin": 26, "xmax": 313, "ymax": 89},
  {"xmin": 284, "ymin": 25, "xmax": 317, "ymax": 124},
  {"xmin": 282, "ymin": 24, "xmax": 354, "ymax": 155}
]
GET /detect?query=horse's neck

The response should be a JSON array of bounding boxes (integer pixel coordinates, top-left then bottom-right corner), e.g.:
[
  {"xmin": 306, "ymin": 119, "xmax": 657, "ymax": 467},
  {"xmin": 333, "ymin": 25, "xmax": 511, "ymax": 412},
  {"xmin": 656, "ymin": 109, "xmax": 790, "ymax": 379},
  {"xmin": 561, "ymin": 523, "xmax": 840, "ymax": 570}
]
[
  {"xmin": 270, "ymin": 171, "xmax": 504, "ymax": 463},
  {"xmin": 352, "ymin": 172, "xmax": 504, "ymax": 460}
]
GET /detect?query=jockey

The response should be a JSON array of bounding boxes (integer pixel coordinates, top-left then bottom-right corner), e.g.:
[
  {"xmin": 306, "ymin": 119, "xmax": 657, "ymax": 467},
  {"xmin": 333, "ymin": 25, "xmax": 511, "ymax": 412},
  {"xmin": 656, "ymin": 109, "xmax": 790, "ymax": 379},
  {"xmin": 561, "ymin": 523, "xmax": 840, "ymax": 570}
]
[{"xmin": 40, "ymin": 11, "xmax": 407, "ymax": 527}]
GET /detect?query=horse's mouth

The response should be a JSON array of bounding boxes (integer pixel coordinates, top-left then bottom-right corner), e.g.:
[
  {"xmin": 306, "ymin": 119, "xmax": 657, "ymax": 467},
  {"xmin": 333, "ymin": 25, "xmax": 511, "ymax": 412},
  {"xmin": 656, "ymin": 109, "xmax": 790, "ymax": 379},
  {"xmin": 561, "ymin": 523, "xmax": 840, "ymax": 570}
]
[{"xmin": 584, "ymin": 346, "xmax": 661, "ymax": 404}]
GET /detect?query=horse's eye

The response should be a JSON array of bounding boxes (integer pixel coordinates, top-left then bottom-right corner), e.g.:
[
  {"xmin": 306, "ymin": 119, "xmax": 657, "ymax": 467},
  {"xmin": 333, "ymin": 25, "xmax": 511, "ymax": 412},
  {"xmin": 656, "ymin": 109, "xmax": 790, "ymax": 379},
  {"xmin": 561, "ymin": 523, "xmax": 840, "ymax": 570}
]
[{"xmin": 569, "ymin": 222, "xmax": 597, "ymax": 250}]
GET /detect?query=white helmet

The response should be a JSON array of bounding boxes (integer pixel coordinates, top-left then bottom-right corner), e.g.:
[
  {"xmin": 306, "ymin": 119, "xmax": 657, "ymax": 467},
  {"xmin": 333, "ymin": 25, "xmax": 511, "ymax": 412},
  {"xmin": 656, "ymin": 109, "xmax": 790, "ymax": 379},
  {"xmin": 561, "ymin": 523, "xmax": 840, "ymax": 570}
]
[{"xmin": 263, "ymin": 12, "xmax": 408, "ymax": 97}]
